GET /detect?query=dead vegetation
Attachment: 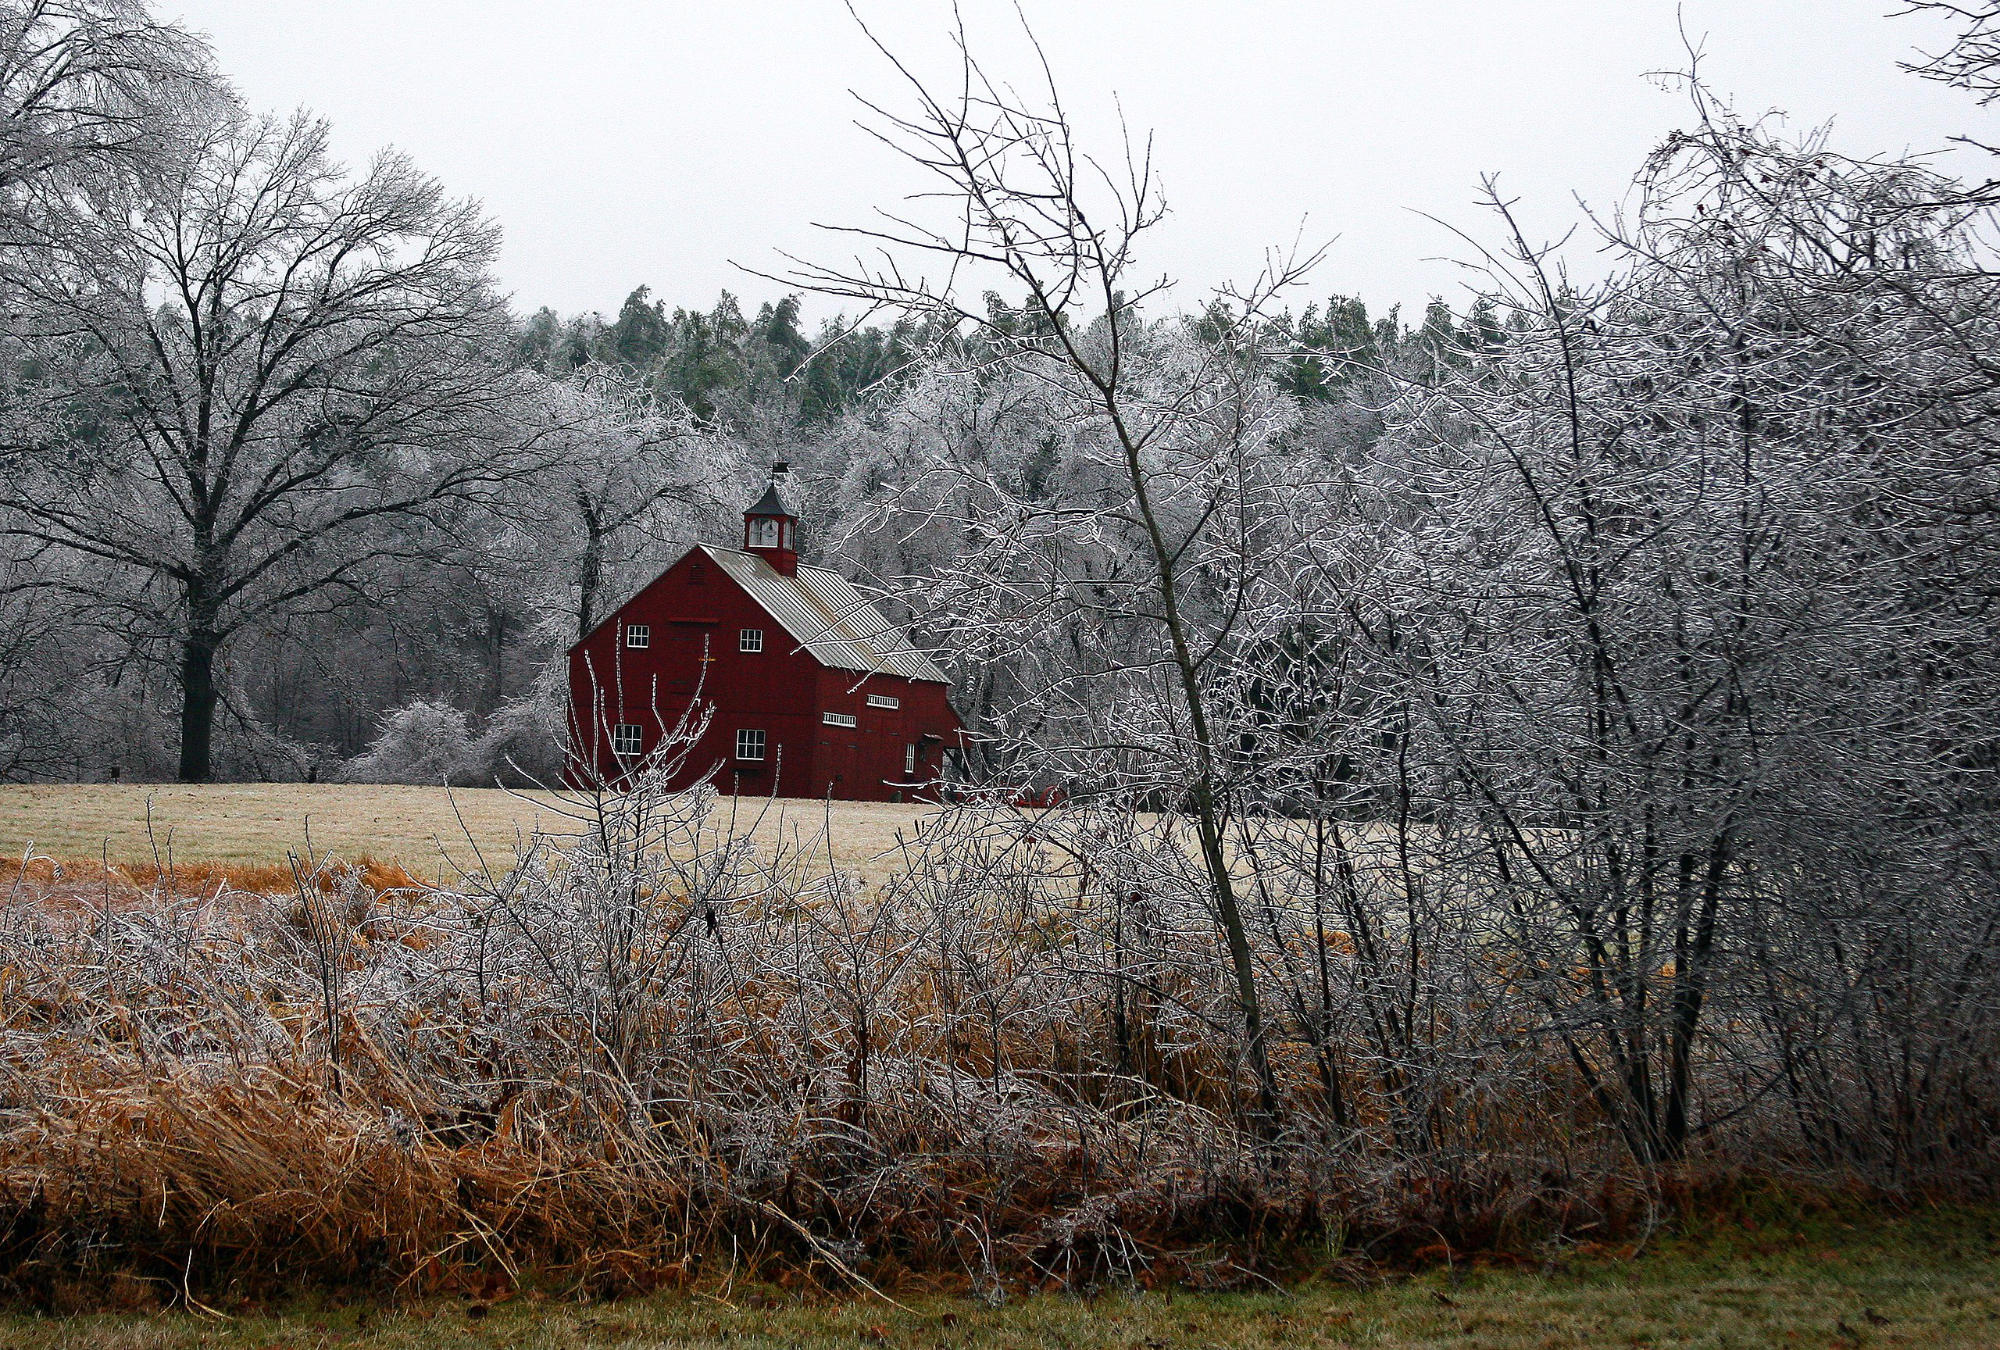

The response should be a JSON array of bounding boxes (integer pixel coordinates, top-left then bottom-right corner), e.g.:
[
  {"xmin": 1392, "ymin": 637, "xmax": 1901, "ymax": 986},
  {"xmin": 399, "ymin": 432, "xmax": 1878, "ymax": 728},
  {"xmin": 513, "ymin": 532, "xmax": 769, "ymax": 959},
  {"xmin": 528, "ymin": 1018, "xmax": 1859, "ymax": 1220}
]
[
  {"xmin": 0, "ymin": 853, "xmax": 420, "ymax": 911},
  {"xmin": 0, "ymin": 756, "xmax": 1985, "ymax": 1315}
]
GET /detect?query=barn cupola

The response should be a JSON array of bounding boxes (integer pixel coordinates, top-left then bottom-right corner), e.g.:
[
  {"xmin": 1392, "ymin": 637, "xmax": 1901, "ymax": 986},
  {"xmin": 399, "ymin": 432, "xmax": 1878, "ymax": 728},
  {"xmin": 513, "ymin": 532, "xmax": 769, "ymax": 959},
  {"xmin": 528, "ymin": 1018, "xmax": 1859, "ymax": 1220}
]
[{"xmin": 743, "ymin": 462, "xmax": 799, "ymax": 576}]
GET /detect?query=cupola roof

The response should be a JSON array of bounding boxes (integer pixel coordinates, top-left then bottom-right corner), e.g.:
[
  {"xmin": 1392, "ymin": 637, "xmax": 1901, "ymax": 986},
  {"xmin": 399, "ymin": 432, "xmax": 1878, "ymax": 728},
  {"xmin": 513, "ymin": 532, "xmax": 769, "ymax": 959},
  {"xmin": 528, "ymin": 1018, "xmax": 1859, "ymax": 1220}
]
[{"xmin": 746, "ymin": 480, "xmax": 794, "ymax": 518}]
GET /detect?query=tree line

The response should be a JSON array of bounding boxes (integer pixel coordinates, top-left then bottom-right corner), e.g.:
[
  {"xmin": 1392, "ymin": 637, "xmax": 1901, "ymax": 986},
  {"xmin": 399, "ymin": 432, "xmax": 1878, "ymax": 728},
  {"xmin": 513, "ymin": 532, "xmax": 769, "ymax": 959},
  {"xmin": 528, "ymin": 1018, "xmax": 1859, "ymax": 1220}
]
[{"xmin": 0, "ymin": 1, "xmax": 925, "ymax": 782}]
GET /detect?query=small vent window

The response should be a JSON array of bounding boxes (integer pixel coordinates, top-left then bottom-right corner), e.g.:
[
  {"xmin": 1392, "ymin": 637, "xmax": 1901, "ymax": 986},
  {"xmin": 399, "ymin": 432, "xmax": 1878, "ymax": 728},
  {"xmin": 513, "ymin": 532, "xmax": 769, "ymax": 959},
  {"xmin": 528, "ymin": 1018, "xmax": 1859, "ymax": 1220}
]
[
  {"xmin": 624, "ymin": 624, "xmax": 649, "ymax": 649},
  {"xmin": 735, "ymin": 729, "xmax": 766, "ymax": 761},
  {"xmin": 822, "ymin": 712, "xmax": 857, "ymax": 728},
  {"xmin": 689, "ymin": 562, "xmax": 705, "ymax": 585},
  {"xmin": 867, "ymin": 693, "xmax": 899, "ymax": 709},
  {"xmin": 612, "ymin": 724, "xmax": 643, "ymax": 757},
  {"xmin": 739, "ymin": 628, "xmax": 764, "ymax": 653}
]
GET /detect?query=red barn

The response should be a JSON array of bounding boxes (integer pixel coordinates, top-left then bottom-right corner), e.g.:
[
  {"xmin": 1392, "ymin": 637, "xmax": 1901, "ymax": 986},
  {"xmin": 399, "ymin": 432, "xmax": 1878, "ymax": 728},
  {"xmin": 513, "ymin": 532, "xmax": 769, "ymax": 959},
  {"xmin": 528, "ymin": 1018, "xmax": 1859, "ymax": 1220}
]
[{"xmin": 566, "ymin": 466, "xmax": 967, "ymax": 800}]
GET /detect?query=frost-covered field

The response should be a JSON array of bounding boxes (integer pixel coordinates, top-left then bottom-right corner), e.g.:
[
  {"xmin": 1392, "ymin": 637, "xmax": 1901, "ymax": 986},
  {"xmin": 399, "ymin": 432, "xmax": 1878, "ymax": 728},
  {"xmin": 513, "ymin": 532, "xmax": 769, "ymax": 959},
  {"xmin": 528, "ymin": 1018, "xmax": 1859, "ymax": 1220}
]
[{"xmin": 0, "ymin": 783, "xmax": 942, "ymax": 877}]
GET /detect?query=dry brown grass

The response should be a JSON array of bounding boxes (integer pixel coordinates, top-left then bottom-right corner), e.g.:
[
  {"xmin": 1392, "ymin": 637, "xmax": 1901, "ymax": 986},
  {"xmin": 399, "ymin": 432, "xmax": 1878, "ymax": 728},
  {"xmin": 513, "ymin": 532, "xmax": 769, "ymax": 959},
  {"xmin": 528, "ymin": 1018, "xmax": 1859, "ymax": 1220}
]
[
  {"xmin": 0, "ymin": 855, "xmax": 424, "ymax": 918},
  {"xmin": 0, "ymin": 784, "xmax": 947, "ymax": 880},
  {"xmin": 0, "ymin": 794, "xmax": 1615, "ymax": 1310}
]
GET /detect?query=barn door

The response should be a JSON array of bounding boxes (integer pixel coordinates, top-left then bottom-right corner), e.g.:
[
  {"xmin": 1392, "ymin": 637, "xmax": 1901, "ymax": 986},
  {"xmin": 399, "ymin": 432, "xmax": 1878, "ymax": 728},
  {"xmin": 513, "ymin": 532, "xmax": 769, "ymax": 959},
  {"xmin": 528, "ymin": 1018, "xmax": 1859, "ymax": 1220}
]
[{"xmin": 818, "ymin": 720, "xmax": 863, "ymax": 797}]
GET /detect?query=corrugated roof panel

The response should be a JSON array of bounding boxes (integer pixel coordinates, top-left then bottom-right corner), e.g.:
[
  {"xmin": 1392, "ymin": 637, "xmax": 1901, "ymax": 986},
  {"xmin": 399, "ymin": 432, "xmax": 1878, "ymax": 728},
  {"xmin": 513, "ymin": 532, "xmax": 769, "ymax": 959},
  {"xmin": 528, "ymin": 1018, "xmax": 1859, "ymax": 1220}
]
[{"xmin": 702, "ymin": 546, "xmax": 949, "ymax": 683}]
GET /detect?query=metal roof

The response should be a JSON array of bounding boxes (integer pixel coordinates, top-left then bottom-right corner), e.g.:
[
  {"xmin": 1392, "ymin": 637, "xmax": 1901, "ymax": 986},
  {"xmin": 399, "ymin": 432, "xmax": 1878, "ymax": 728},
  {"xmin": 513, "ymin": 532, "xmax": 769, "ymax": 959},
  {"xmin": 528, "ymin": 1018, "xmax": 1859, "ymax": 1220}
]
[{"xmin": 700, "ymin": 546, "xmax": 950, "ymax": 684}]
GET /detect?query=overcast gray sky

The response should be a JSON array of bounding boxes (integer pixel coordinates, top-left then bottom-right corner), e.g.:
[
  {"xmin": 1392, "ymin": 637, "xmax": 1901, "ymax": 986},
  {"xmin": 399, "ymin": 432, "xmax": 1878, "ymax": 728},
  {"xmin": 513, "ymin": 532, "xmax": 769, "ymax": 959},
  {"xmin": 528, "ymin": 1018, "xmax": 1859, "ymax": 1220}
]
[{"xmin": 164, "ymin": 1, "xmax": 1987, "ymax": 326}]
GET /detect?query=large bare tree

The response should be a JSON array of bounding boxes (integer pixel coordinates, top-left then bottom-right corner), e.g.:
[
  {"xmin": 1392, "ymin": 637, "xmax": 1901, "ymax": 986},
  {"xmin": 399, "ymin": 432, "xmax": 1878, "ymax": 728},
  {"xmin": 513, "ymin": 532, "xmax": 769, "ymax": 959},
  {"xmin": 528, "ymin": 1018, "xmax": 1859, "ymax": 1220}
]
[
  {"xmin": 1340, "ymin": 81, "xmax": 2000, "ymax": 1163},
  {"xmin": 777, "ymin": 16, "xmax": 1321, "ymax": 1127},
  {"xmin": 0, "ymin": 100, "xmax": 525, "ymax": 780}
]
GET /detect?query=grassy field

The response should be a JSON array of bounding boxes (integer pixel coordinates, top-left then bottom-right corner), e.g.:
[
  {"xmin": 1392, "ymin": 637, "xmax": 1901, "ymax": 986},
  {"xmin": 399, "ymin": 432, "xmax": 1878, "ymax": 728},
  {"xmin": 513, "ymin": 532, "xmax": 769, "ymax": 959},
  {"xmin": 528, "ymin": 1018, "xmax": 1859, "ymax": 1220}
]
[
  {"xmin": 0, "ymin": 1202, "xmax": 1991, "ymax": 1347},
  {"xmin": 0, "ymin": 783, "xmax": 946, "ymax": 880}
]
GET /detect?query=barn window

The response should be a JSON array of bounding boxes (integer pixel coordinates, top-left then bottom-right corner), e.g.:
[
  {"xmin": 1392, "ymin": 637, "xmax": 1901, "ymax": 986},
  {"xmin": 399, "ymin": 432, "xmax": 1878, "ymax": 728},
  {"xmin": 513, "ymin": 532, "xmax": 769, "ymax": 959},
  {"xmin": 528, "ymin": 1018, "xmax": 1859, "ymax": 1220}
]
[
  {"xmin": 748, "ymin": 517, "xmax": 781, "ymax": 549},
  {"xmin": 739, "ymin": 628, "xmax": 763, "ymax": 653},
  {"xmin": 822, "ymin": 712, "xmax": 857, "ymax": 728},
  {"xmin": 689, "ymin": 562, "xmax": 705, "ymax": 585},
  {"xmin": 904, "ymin": 743, "xmax": 917, "ymax": 775},
  {"xmin": 867, "ymin": 693, "xmax": 899, "ymax": 709},
  {"xmin": 735, "ymin": 729, "xmax": 766, "ymax": 761},
  {"xmin": 612, "ymin": 724, "xmax": 643, "ymax": 757},
  {"xmin": 624, "ymin": 624, "xmax": 650, "ymax": 649}
]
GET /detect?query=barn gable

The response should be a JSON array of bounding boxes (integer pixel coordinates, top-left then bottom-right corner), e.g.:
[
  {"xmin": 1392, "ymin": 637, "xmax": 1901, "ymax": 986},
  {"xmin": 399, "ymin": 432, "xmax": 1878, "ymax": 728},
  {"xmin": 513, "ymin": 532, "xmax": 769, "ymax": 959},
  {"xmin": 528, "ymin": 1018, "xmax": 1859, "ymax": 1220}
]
[{"xmin": 571, "ymin": 545, "xmax": 947, "ymax": 687}]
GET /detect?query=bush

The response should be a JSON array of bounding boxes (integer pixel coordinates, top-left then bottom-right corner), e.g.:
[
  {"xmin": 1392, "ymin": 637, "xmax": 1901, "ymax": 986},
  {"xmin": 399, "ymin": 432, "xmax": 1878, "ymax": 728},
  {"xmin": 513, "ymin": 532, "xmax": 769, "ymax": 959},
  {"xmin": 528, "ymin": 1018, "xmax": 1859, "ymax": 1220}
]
[
  {"xmin": 341, "ymin": 699, "xmax": 475, "ymax": 785},
  {"xmin": 461, "ymin": 687, "xmax": 567, "ymax": 788}
]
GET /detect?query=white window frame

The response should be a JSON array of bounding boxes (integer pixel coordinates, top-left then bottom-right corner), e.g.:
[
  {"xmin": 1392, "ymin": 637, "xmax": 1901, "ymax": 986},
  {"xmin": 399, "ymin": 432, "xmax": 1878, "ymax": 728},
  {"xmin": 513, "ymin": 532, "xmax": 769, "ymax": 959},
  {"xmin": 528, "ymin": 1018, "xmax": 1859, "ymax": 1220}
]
[
  {"xmin": 822, "ymin": 711, "xmax": 857, "ymax": 728},
  {"xmin": 748, "ymin": 517, "xmax": 780, "ymax": 548},
  {"xmin": 739, "ymin": 628, "xmax": 764, "ymax": 653},
  {"xmin": 867, "ymin": 693, "xmax": 899, "ymax": 709},
  {"xmin": 624, "ymin": 623, "xmax": 650, "ymax": 649},
  {"xmin": 735, "ymin": 728, "xmax": 766, "ymax": 761},
  {"xmin": 612, "ymin": 724, "xmax": 644, "ymax": 757},
  {"xmin": 904, "ymin": 743, "xmax": 917, "ymax": 775}
]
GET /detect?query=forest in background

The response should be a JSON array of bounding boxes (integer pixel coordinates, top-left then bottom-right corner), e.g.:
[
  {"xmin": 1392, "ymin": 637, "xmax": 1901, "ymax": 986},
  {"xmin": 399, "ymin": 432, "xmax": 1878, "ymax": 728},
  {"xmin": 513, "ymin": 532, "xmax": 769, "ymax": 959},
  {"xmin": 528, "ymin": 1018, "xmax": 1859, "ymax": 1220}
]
[{"xmin": 0, "ymin": 1, "xmax": 1500, "ymax": 790}]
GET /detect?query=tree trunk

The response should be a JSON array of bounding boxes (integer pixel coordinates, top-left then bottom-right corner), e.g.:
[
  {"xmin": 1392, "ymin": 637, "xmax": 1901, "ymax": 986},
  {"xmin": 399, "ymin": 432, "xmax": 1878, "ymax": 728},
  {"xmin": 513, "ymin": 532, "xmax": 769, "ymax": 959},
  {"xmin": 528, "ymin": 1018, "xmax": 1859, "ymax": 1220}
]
[
  {"xmin": 482, "ymin": 605, "xmax": 509, "ymax": 714},
  {"xmin": 576, "ymin": 498, "xmax": 604, "ymax": 642},
  {"xmin": 1114, "ymin": 424, "xmax": 1280, "ymax": 1131},
  {"xmin": 178, "ymin": 625, "xmax": 220, "ymax": 783},
  {"xmin": 1193, "ymin": 779, "xmax": 1280, "ymax": 1127},
  {"xmin": 1662, "ymin": 834, "xmax": 1731, "ymax": 1159}
]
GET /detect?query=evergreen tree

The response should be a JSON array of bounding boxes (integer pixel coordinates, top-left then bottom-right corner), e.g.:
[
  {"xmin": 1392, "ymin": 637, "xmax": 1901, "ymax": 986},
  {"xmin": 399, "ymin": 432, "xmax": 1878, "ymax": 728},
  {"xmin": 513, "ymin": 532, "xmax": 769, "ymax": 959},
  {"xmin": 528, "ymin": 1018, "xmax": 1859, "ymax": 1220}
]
[{"xmin": 610, "ymin": 285, "xmax": 671, "ymax": 368}]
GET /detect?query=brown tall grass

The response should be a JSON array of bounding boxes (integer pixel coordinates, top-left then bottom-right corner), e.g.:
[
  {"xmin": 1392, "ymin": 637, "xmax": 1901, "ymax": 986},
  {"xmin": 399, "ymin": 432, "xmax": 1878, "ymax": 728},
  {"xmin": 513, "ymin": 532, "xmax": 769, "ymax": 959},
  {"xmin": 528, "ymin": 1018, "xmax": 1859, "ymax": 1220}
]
[
  {"xmin": 0, "ymin": 855, "xmax": 421, "ymax": 940},
  {"xmin": 0, "ymin": 778, "xmax": 1985, "ymax": 1311}
]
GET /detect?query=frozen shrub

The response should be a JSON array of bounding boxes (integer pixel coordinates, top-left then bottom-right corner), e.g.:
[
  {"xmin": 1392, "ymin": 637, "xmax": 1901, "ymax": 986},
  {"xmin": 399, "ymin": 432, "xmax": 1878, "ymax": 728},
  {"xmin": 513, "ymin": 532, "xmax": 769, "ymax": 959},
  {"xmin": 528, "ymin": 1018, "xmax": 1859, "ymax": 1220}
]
[
  {"xmin": 342, "ymin": 699, "xmax": 474, "ymax": 785},
  {"xmin": 462, "ymin": 688, "xmax": 567, "ymax": 787}
]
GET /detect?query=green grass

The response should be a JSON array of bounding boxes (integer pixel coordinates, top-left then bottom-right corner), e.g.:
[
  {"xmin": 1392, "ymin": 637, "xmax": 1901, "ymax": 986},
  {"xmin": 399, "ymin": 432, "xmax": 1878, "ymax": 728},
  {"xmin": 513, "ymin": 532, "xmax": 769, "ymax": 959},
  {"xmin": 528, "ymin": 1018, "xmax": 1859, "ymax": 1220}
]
[{"xmin": 3, "ymin": 1202, "xmax": 1993, "ymax": 1348}]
